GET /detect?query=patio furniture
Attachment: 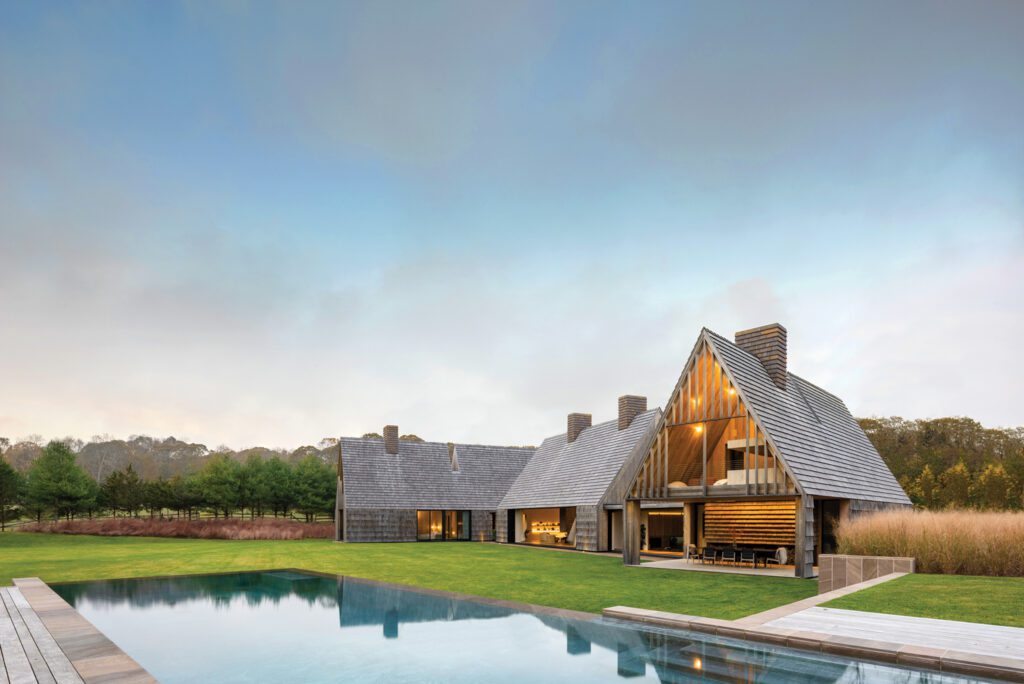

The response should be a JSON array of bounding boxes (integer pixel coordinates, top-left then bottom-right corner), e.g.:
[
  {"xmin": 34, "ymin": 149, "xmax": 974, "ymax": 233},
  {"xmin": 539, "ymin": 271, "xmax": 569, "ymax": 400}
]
[
  {"xmin": 700, "ymin": 547, "xmax": 716, "ymax": 564},
  {"xmin": 720, "ymin": 548, "xmax": 737, "ymax": 565},
  {"xmin": 764, "ymin": 547, "xmax": 789, "ymax": 567},
  {"xmin": 685, "ymin": 544, "xmax": 700, "ymax": 563},
  {"xmin": 739, "ymin": 548, "xmax": 756, "ymax": 566}
]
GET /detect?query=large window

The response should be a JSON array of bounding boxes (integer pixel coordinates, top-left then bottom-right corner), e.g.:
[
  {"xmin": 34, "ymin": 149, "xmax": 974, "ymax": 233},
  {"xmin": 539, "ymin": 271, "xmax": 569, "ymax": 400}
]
[{"xmin": 417, "ymin": 510, "xmax": 470, "ymax": 541}]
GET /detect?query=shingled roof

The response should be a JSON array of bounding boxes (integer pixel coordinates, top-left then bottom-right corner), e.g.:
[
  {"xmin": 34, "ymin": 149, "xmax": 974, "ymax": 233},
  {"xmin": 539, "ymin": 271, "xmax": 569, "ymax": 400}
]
[
  {"xmin": 340, "ymin": 438, "xmax": 534, "ymax": 510},
  {"xmin": 499, "ymin": 409, "xmax": 660, "ymax": 509},
  {"xmin": 703, "ymin": 328, "xmax": 911, "ymax": 505}
]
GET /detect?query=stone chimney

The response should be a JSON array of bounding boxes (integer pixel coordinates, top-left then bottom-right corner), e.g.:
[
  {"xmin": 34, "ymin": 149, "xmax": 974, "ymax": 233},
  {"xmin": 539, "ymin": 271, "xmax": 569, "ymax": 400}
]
[
  {"xmin": 735, "ymin": 323, "xmax": 787, "ymax": 390},
  {"xmin": 383, "ymin": 425, "xmax": 399, "ymax": 454},
  {"xmin": 567, "ymin": 413, "xmax": 592, "ymax": 443},
  {"xmin": 617, "ymin": 395, "xmax": 647, "ymax": 430}
]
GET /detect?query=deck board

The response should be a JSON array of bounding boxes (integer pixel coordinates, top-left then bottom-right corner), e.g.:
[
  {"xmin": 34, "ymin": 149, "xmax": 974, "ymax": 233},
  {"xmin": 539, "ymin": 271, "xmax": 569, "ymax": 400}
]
[
  {"xmin": 0, "ymin": 589, "xmax": 36, "ymax": 684},
  {"xmin": 6, "ymin": 590, "xmax": 80, "ymax": 684},
  {"xmin": 0, "ymin": 590, "xmax": 55, "ymax": 684},
  {"xmin": 765, "ymin": 606, "xmax": 1024, "ymax": 662}
]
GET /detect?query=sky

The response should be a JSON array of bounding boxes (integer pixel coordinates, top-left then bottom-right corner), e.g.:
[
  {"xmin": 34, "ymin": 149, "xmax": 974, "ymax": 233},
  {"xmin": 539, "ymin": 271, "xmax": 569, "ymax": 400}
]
[{"xmin": 1, "ymin": 1, "xmax": 1022, "ymax": 450}]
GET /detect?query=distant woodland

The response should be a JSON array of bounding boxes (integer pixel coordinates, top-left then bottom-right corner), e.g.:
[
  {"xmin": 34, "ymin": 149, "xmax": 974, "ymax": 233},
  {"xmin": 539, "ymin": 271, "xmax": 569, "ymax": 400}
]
[
  {"xmin": 1, "ymin": 417, "xmax": 1022, "ymax": 515},
  {"xmin": 858, "ymin": 417, "xmax": 1024, "ymax": 510}
]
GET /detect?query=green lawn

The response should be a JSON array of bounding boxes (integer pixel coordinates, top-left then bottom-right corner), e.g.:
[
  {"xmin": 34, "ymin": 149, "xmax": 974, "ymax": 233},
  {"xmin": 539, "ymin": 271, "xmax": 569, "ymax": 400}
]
[
  {"xmin": 823, "ymin": 573, "xmax": 1024, "ymax": 628},
  {"xmin": 0, "ymin": 532, "xmax": 815, "ymax": 618}
]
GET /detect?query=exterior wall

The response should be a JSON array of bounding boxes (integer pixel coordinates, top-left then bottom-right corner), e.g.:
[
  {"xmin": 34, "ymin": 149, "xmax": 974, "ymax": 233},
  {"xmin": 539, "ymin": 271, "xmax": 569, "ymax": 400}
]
[
  {"xmin": 495, "ymin": 509, "xmax": 509, "ymax": 543},
  {"xmin": 818, "ymin": 554, "xmax": 915, "ymax": 594},
  {"xmin": 794, "ymin": 494, "xmax": 815, "ymax": 578},
  {"xmin": 575, "ymin": 505, "xmax": 601, "ymax": 551},
  {"xmin": 470, "ymin": 510, "xmax": 496, "ymax": 542},
  {"xmin": 849, "ymin": 498, "xmax": 912, "ymax": 518},
  {"xmin": 343, "ymin": 508, "xmax": 417, "ymax": 542}
]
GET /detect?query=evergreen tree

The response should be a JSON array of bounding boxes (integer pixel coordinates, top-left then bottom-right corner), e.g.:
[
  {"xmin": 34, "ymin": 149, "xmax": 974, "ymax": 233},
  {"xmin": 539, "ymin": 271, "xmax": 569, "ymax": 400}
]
[
  {"xmin": 264, "ymin": 457, "xmax": 296, "ymax": 517},
  {"xmin": 25, "ymin": 441, "xmax": 96, "ymax": 520},
  {"xmin": 0, "ymin": 459, "xmax": 23, "ymax": 530},
  {"xmin": 293, "ymin": 455, "xmax": 335, "ymax": 522},
  {"xmin": 197, "ymin": 455, "xmax": 241, "ymax": 517}
]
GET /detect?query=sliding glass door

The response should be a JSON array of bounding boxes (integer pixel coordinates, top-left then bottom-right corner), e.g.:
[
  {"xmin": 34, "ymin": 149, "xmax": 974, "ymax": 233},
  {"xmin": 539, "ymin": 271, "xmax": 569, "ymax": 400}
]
[{"xmin": 417, "ymin": 510, "xmax": 470, "ymax": 541}]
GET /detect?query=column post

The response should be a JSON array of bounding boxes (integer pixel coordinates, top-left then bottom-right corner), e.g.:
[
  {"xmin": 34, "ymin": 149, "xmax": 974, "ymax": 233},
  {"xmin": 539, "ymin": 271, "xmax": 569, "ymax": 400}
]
[{"xmin": 623, "ymin": 499, "xmax": 641, "ymax": 566}]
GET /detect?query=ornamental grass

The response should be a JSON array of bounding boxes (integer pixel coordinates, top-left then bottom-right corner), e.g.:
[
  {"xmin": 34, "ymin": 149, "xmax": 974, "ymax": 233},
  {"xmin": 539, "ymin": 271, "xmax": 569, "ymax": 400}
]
[
  {"xmin": 23, "ymin": 516, "xmax": 333, "ymax": 540},
  {"xmin": 836, "ymin": 509, "xmax": 1024, "ymax": 577}
]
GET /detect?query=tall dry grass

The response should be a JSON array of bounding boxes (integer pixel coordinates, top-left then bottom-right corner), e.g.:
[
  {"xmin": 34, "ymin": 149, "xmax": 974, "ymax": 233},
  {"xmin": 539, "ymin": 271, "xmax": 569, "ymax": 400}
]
[
  {"xmin": 837, "ymin": 509, "xmax": 1024, "ymax": 577},
  {"xmin": 22, "ymin": 517, "xmax": 333, "ymax": 540}
]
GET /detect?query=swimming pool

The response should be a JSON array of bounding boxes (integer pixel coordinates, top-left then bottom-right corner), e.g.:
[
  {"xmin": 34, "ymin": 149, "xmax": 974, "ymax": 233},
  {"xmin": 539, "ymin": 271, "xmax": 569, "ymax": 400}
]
[{"xmin": 53, "ymin": 571, "xmax": 986, "ymax": 683}]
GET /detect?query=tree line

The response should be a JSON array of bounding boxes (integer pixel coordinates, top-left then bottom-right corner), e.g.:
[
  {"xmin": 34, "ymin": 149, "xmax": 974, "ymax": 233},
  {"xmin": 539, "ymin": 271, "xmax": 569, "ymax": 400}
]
[
  {"xmin": 0, "ymin": 441, "xmax": 337, "ymax": 529},
  {"xmin": 860, "ymin": 416, "xmax": 1024, "ymax": 510}
]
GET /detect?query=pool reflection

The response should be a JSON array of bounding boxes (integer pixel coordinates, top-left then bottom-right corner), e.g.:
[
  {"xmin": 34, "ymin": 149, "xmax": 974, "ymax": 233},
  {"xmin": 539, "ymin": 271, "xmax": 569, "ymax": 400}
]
[{"xmin": 54, "ymin": 572, "xmax": 967, "ymax": 684}]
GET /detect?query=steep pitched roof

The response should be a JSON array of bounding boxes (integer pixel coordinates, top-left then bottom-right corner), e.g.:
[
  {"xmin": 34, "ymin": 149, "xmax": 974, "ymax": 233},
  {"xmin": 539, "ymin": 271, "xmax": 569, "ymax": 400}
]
[
  {"xmin": 341, "ymin": 438, "xmax": 534, "ymax": 510},
  {"xmin": 704, "ymin": 329, "xmax": 911, "ymax": 505},
  {"xmin": 499, "ymin": 409, "xmax": 660, "ymax": 509}
]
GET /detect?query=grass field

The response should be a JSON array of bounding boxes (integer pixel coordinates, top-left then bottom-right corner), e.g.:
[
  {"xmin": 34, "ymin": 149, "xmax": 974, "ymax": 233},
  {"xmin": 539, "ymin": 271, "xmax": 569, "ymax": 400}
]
[
  {"xmin": 823, "ymin": 573, "xmax": 1024, "ymax": 628},
  {"xmin": 0, "ymin": 532, "xmax": 814, "ymax": 618}
]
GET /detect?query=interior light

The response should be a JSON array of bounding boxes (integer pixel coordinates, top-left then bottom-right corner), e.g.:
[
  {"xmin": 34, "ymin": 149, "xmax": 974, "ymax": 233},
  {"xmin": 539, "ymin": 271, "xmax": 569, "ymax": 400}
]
[
  {"xmin": 693, "ymin": 657, "xmax": 702, "ymax": 670},
  {"xmin": 729, "ymin": 388, "xmax": 735, "ymax": 395},
  {"xmin": 694, "ymin": 425, "xmax": 703, "ymax": 434}
]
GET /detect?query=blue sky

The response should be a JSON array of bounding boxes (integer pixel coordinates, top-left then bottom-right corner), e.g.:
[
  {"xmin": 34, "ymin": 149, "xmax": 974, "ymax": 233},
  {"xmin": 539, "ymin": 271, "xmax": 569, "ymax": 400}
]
[{"xmin": 1, "ymin": 1, "xmax": 1022, "ymax": 449}]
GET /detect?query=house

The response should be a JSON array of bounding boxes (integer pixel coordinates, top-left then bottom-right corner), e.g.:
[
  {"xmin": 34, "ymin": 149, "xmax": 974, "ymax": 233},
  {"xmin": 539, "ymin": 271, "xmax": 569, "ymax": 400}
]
[
  {"xmin": 495, "ymin": 398, "xmax": 660, "ymax": 552},
  {"xmin": 621, "ymin": 324, "xmax": 912, "ymax": 577},
  {"xmin": 334, "ymin": 398, "xmax": 659, "ymax": 548},
  {"xmin": 334, "ymin": 427, "xmax": 534, "ymax": 542},
  {"xmin": 335, "ymin": 322, "xmax": 911, "ymax": 575}
]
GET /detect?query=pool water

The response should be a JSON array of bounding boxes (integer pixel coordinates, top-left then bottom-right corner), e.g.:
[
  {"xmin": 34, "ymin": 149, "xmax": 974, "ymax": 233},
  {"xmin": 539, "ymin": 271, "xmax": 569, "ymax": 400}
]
[{"xmin": 53, "ymin": 571, "xmax": 984, "ymax": 683}]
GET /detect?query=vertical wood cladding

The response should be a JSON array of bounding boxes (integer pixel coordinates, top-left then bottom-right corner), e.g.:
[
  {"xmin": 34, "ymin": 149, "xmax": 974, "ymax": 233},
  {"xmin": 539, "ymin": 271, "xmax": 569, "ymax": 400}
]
[
  {"xmin": 574, "ymin": 505, "xmax": 600, "ymax": 551},
  {"xmin": 470, "ymin": 510, "xmax": 496, "ymax": 541},
  {"xmin": 495, "ymin": 509, "xmax": 509, "ymax": 543}
]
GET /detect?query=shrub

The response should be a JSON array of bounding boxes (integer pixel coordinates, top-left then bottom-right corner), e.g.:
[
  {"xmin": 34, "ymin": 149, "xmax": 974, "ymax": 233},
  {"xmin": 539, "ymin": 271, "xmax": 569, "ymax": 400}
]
[
  {"xmin": 837, "ymin": 509, "xmax": 1024, "ymax": 577},
  {"xmin": 22, "ymin": 516, "xmax": 333, "ymax": 540}
]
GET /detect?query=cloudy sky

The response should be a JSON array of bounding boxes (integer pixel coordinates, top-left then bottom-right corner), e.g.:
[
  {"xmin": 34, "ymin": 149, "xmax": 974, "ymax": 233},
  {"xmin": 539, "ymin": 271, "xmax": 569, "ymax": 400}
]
[{"xmin": 1, "ymin": 1, "xmax": 1022, "ymax": 449}]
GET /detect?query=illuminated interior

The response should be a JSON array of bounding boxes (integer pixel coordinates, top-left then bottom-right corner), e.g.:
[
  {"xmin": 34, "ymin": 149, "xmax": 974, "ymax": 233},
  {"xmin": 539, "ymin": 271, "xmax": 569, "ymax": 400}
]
[
  {"xmin": 514, "ymin": 507, "xmax": 576, "ymax": 546},
  {"xmin": 631, "ymin": 339, "xmax": 796, "ymax": 499},
  {"xmin": 416, "ymin": 510, "xmax": 470, "ymax": 541}
]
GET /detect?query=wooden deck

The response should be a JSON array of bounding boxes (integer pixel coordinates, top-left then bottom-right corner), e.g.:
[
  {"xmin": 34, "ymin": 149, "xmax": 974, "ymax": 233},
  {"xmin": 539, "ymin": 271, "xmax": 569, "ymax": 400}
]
[
  {"xmin": 1, "ymin": 579, "xmax": 156, "ymax": 684},
  {"xmin": 764, "ymin": 606, "xmax": 1024, "ymax": 663}
]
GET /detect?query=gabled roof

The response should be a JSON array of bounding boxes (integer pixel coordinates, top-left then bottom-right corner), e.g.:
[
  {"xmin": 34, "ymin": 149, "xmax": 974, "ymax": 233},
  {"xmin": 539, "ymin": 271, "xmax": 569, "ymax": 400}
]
[
  {"xmin": 340, "ymin": 438, "xmax": 534, "ymax": 510},
  {"xmin": 499, "ymin": 409, "xmax": 660, "ymax": 509},
  {"xmin": 704, "ymin": 329, "xmax": 911, "ymax": 505}
]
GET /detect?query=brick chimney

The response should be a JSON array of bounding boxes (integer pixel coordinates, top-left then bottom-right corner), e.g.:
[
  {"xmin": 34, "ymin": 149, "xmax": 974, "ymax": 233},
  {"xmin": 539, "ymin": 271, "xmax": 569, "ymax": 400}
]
[
  {"xmin": 617, "ymin": 395, "xmax": 647, "ymax": 430},
  {"xmin": 567, "ymin": 413, "xmax": 592, "ymax": 443},
  {"xmin": 383, "ymin": 425, "xmax": 399, "ymax": 454},
  {"xmin": 735, "ymin": 323, "xmax": 787, "ymax": 390}
]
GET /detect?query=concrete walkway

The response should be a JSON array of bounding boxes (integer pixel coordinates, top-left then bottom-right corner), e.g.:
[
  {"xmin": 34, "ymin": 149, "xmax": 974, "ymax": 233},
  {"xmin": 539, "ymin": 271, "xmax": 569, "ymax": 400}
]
[
  {"xmin": 736, "ymin": 572, "xmax": 906, "ymax": 625},
  {"xmin": 640, "ymin": 557, "xmax": 796, "ymax": 577}
]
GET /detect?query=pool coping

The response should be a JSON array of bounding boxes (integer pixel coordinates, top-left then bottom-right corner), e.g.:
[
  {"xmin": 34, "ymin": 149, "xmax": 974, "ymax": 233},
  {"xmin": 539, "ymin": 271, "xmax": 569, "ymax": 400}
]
[
  {"xmin": 13, "ymin": 577, "xmax": 158, "ymax": 683},
  {"xmin": 602, "ymin": 605, "xmax": 1024, "ymax": 683}
]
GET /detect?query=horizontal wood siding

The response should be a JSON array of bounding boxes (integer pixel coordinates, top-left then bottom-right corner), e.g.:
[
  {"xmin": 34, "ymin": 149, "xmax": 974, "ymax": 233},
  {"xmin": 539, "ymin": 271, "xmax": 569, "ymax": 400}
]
[
  {"xmin": 344, "ymin": 508, "xmax": 417, "ymax": 542},
  {"xmin": 703, "ymin": 500, "xmax": 796, "ymax": 546}
]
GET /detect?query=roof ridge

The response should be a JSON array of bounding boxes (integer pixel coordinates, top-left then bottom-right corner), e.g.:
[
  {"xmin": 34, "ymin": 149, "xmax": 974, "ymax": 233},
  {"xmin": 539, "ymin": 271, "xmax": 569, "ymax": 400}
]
[{"xmin": 340, "ymin": 436, "xmax": 534, "ymax": 451}]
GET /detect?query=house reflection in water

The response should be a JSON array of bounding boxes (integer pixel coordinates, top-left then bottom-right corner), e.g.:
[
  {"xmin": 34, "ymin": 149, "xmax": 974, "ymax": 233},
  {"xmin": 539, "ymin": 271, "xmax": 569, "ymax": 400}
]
[{"xmin": 55, "ymin": 572, "xmax": 935, "ymax": 684}]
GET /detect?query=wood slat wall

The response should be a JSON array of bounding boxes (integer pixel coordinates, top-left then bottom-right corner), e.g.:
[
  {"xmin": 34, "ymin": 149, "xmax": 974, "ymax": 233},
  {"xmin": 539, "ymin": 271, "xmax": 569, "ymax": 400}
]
[{"xmin": 703, "ymin": 500, "xmax": 796, "ymax": 546}]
